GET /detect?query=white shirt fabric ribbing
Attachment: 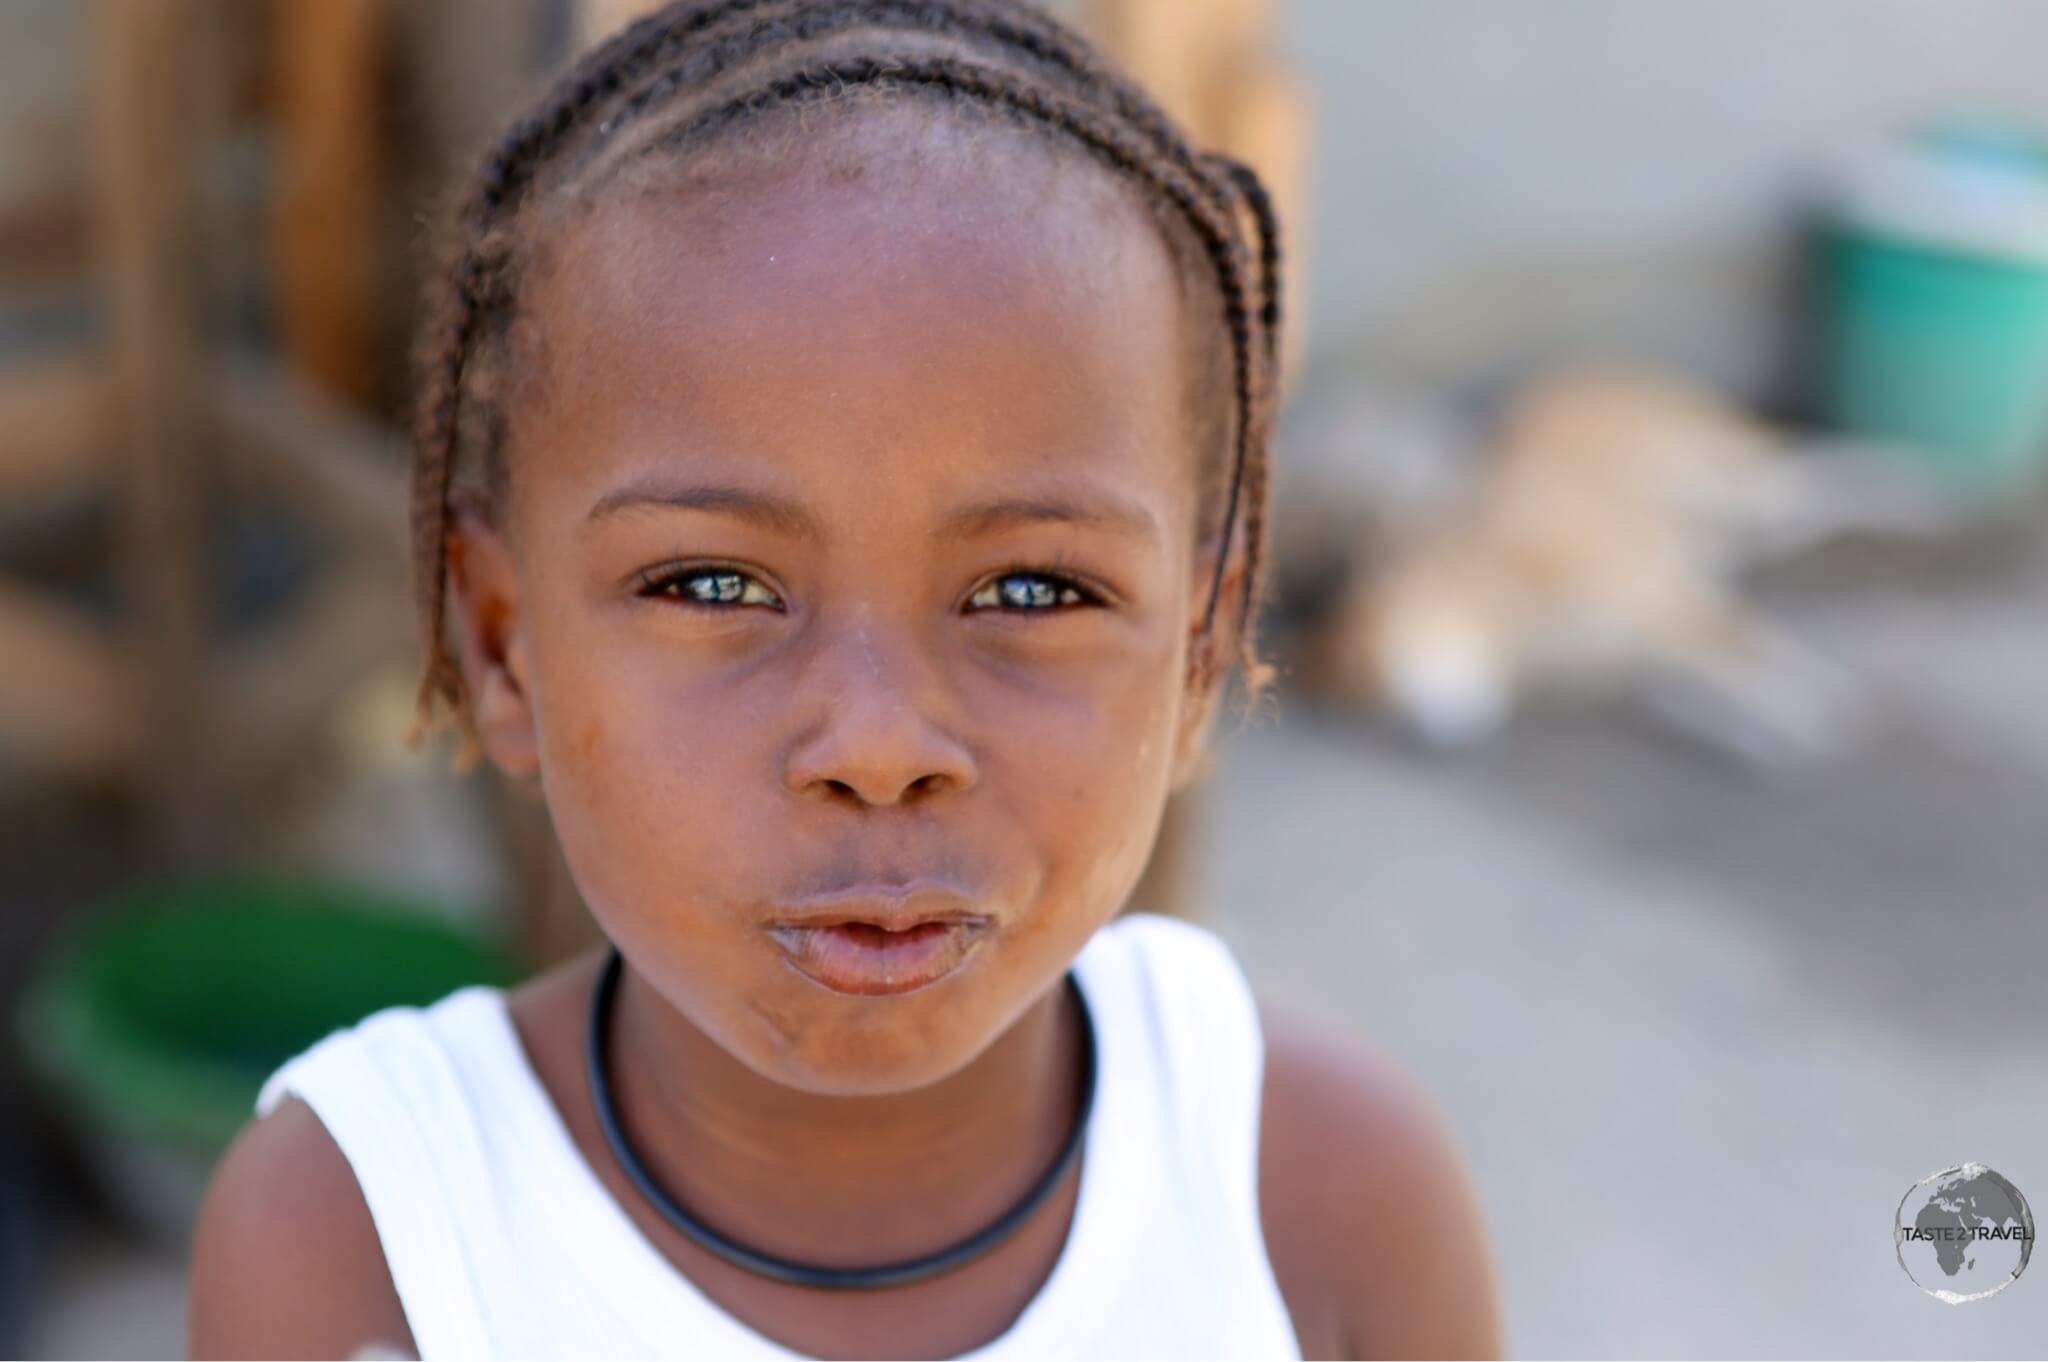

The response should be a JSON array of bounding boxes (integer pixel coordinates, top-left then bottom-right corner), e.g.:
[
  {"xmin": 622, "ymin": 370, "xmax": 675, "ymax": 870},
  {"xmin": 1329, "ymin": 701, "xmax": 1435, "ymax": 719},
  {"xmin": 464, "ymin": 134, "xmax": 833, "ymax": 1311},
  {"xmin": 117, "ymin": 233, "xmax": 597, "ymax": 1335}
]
[{"xmin": 254, "ymin": 911, "xmax": 1302, "ymax": 1360}]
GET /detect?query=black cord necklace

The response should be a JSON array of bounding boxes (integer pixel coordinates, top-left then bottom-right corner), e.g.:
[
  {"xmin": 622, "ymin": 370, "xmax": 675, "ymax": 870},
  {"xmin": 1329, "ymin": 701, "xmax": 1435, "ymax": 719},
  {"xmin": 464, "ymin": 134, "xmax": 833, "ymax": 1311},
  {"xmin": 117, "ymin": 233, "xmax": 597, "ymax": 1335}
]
[{"xmin": 584, "ymin": 946, "xmax": 1098, "ymax": 1290}]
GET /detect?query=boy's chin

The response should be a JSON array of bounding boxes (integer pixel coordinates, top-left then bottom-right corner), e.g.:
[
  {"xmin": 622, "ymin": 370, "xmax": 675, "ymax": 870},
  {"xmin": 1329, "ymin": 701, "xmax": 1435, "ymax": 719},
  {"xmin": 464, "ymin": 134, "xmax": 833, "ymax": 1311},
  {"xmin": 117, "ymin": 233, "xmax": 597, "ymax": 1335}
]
[
  {"xmin": 740, "ymin": 984, "xmax": 1014, "ymax": 1098},
  {"xmin": 716, "ymin": 962, "xmax": 1056, "ymax": 1097}
]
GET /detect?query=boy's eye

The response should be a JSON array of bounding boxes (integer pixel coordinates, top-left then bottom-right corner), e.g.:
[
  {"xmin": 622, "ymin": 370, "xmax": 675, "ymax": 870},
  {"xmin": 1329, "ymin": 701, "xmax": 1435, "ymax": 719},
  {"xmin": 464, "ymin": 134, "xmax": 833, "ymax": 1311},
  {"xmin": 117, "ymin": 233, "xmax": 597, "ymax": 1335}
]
[
  {"xmin": 638, "ymin": 566, "xmax": 783, "ymax": 610},
  {"xmin": 968, "ymin": 571, "xmax": 1098, "ymax": 612},
  {"xmin": 634, "ymin": 565, "xmax": 1100, "ymax": 614}
]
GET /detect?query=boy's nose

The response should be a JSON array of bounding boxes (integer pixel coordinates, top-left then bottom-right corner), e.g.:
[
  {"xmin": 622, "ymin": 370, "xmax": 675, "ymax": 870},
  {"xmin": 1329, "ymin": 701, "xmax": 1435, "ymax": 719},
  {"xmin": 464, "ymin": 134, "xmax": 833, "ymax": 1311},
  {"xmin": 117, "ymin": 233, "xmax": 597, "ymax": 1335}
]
[{"xmin": 781, "ymin": 620, "xmax": 978, "ymax": 807}]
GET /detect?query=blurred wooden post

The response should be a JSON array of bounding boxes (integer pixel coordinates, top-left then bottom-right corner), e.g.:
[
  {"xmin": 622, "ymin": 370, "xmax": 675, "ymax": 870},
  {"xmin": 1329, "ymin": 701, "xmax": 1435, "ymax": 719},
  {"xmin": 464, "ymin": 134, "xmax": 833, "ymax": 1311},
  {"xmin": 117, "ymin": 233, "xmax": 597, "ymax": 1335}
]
[
  {"xmin": 272, "ymin": 0, "xmax": 385, "ymax": 409},
  {"xmin": 91, "ymin": 0, "xmax": 215, "ymax": 861}
]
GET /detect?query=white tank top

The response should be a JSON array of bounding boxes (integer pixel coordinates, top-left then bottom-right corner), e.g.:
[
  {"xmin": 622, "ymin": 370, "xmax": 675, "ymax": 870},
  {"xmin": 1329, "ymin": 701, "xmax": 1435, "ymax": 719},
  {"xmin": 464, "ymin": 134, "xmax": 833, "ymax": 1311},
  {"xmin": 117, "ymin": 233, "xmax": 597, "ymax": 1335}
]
[{"xmin": 254, "ymin": 912, "xmax": 1302, "ymax": 1360}]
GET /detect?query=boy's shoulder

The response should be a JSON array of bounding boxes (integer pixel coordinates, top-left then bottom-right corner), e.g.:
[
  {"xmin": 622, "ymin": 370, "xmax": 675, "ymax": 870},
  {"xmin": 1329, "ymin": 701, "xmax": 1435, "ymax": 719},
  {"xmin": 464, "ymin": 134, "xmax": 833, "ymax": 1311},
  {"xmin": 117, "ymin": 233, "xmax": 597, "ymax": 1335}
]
[
  {"xmin": 1256, "ymin": 1003, "xmax": 1507, "ymax": 1360},
  {"xmin": 189, "ymin": 951, "xmax": 602, "ymax": 1360},
  {"xmin": 189, "ymin": 954, "xmax": 601, "ymax": 1360},
  {"xmin": 188, "ymin": 1093, "xmax": 416, "ymax": 1360}
]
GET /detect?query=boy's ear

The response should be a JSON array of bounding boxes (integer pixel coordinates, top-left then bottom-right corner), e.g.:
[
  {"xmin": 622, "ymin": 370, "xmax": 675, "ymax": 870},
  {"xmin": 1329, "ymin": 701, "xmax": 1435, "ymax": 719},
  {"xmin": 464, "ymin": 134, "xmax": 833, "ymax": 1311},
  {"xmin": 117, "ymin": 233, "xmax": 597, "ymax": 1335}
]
[
  {"xmin": 1168, "ymin": 522, "xmax": 1248, "ymax": 793},
  {"xmin": 445, "ymin": 504, "xmax": 541, "ymax": 781}
]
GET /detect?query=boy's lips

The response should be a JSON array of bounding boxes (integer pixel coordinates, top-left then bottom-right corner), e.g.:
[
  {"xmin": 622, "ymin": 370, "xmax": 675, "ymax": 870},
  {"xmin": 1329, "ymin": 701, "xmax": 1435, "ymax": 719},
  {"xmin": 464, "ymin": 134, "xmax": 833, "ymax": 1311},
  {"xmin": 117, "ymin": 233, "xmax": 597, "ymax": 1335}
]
[{"xmin": 764, "ymin": 886, "xmax": 992, "ymax": 996}]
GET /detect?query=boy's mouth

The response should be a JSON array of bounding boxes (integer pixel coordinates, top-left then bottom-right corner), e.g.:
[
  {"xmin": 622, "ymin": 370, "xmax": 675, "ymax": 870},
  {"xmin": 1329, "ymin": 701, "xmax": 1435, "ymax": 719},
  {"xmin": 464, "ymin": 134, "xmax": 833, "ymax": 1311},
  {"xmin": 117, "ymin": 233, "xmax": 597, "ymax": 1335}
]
[{"xmin": 765, "ymin": 889, "xmax": 992, "ymax": 996}]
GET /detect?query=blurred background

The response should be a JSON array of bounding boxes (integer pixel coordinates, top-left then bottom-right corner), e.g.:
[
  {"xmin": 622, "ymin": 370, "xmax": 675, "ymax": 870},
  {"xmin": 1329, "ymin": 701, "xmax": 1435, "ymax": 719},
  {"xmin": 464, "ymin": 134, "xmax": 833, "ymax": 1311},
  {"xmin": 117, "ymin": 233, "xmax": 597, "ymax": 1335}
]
[{"xmin": 4, "ymin": 0, "xmax": 2047, "ymax": 1356}]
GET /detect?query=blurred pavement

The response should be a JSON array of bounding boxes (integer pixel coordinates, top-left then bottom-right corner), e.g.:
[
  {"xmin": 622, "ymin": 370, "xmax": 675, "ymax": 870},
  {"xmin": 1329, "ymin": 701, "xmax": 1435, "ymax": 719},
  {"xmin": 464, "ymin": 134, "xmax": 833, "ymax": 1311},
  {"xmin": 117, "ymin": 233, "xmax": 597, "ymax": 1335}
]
[{"xmin": 1212, "ymin": 517, "xmax": 2048, "ymax": 1356}]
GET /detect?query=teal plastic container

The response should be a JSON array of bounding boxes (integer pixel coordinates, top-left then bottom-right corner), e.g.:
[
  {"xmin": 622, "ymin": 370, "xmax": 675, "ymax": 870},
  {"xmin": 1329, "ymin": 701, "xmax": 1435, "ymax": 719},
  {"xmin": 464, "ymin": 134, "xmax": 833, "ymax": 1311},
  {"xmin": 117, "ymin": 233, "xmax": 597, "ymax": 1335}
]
[{"xmin": 1822, "ymin": 122, "xmax": 2048, "ymax": 493}]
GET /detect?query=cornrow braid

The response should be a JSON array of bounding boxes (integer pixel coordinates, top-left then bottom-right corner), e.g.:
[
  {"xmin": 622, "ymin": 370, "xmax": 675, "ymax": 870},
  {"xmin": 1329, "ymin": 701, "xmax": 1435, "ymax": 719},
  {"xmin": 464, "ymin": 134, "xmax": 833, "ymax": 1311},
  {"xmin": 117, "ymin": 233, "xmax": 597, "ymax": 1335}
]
[
  {"xmin": 1204, "ymin": 149, "xmax": 1285, "ymax": 710},
  {"xmin": 405, "ymin": 0, "xmax": 1285, "ymax": 755}
]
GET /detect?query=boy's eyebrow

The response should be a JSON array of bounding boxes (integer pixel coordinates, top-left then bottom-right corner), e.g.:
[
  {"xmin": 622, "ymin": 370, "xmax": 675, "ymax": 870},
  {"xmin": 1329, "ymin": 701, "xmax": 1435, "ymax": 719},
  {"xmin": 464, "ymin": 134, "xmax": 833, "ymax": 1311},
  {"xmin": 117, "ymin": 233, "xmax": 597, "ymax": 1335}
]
[
  {"xmin": 938, "ymin": 491, "xmax": 1158, "ymax": 544},
  {"xmin": 586, "ymin": 478, "xmax": 1158, "ymax": 544},
  {"xmin": 588, "ymin": 479, "xmax": 823, "ymax": 539}
]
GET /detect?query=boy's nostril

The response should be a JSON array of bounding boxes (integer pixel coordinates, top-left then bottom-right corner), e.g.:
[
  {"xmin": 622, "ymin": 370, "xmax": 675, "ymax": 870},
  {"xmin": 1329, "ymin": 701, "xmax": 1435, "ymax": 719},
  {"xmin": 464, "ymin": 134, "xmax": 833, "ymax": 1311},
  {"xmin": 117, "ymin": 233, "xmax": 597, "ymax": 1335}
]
[{"xmin": 815, "ymin": 771, "xmax": 951, "ymax": 805}]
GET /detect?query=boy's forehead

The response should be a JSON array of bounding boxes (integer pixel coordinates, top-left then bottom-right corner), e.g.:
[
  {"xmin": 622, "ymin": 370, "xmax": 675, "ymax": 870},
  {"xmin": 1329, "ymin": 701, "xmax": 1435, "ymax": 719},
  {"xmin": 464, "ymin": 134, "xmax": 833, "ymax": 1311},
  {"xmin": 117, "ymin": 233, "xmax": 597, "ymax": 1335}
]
[
  {"xmin": 513, "ymin": 115, "xmax": 1195, "ymax": 515},
  {"xmin": 539, "ymin": 112, "xmax": 1177, "ymax": 343}
]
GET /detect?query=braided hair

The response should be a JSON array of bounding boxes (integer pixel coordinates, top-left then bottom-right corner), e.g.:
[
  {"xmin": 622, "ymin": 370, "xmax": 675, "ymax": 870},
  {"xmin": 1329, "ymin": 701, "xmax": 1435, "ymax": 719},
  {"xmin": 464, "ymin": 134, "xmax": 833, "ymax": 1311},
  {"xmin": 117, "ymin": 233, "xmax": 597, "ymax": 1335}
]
[{"xmin": 405, "ymin": 0, "xmax": 1284, "ymax": 761}]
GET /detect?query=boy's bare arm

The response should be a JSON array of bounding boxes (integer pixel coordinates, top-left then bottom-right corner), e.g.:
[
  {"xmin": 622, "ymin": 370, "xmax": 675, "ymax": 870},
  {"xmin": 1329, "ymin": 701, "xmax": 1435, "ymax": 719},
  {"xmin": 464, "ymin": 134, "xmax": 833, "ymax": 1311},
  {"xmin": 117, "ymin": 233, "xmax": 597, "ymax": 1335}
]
[
  {"xmin": 188, "ymin": 1097, "xmax": 417, "ymax": 1361},
  {"xmin": 1260, "ymin": 1007, "xmax": 1507, "ymax": 1360}
]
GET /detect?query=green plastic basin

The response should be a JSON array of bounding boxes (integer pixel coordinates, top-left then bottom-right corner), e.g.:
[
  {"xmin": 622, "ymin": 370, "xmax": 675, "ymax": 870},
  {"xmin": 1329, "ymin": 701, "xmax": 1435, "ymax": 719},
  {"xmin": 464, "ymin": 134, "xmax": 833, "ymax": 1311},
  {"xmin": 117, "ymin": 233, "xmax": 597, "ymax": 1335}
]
[{"xmin": 19, "ymin": 877, "xmax": 517, "ymax": 1158}]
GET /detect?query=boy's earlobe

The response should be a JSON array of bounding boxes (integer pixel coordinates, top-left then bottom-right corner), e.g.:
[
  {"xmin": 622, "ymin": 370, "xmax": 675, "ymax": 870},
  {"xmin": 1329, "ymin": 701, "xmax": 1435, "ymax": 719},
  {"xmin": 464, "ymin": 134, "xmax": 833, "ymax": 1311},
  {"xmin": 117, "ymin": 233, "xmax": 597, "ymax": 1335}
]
[
  {"xmin": 1168, "ymin": 676, "xmax": 1221, "ymax": 792},
  {"xmin": 445, "ymin": 508, "xmax": 541, "ymax": 780},
  {"xmin": 1168, "ymin": 529, "xmax": 1248, "ymax": 791}
]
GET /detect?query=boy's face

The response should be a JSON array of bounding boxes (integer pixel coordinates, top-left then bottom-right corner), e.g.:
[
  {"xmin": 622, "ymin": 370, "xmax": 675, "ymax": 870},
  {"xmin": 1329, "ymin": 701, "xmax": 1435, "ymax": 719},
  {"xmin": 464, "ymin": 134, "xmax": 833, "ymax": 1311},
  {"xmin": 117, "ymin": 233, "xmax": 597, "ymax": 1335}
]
[{"xmin": 447, "ymin": 121, "xmax": 1237, "ymax": 1095}]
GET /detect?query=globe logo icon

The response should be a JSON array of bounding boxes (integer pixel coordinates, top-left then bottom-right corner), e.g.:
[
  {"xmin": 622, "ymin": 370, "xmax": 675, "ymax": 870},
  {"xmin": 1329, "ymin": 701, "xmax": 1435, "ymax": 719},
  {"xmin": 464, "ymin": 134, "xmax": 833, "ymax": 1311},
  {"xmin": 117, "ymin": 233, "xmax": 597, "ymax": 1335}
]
[{"xmin": 1894, "ymin": 1164, "xmax": 2034, "ymax": 1303}]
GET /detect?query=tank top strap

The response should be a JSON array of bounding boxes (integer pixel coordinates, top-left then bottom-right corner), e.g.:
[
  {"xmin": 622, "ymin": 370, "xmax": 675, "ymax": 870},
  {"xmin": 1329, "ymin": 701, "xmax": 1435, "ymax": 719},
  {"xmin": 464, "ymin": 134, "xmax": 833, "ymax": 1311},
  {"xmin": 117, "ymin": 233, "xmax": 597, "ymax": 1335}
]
[
  {"xmin": 1101, "ymin": 913, "xmax": 1268, "ymax": 1173},
  {"xmin": 1095, "ymin": 912, "xmax": 1295, "ymax": 1347}
]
